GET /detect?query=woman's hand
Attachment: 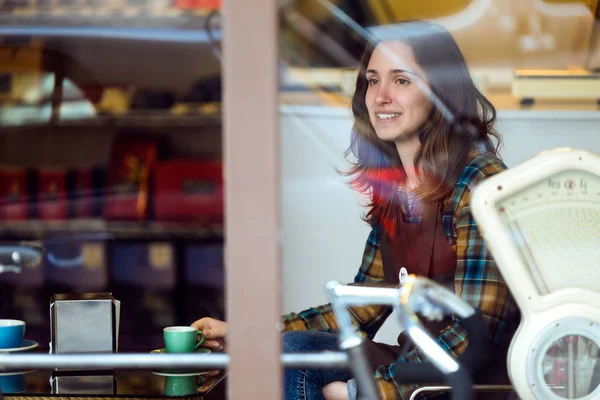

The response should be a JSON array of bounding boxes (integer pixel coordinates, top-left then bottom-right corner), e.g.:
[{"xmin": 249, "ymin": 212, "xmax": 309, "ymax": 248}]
[
  {"xmin": 322, "ymin": 381, "xmax": 350, "ymax": 400},
  {"xmin": 191, "ymin": 317, "xmax": 228, "ymax": 351}
]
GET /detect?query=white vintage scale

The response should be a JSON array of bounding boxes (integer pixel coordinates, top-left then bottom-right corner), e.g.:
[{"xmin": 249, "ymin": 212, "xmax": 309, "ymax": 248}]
[{"xmin": 471, "ymin": 148, "xmax": 600, "ymax": 400}]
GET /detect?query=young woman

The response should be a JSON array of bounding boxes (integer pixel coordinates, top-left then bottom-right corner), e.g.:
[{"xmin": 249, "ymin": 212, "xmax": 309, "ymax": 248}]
[{"xmin": 193, "ymin": 21, "xmax": 519, "ymax": 400}]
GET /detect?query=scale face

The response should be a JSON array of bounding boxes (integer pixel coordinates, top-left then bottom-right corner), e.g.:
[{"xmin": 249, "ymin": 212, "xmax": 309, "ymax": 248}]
[
  {"xmin": 471, "ymin": 149, "xmax": 600, "ymax": 400},
  {"xmin": 496, "ymin": 168, "xmax": 600, "ymax": 296}
]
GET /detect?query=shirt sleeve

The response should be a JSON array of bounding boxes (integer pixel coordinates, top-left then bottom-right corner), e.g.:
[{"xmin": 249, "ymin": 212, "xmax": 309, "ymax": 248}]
[
  {"xmin": 368, "ymin": 162, "xmax": 519, "ymax": 399},
  {"xmin": 281, "ymin": 226, "xmax": 393, "ymax": 338}
]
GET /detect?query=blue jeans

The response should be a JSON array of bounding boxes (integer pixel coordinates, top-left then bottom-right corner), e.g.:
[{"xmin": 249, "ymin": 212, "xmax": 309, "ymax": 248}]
[{"xmin": 283, "ymin": 330, "xmax": 355, "ymax": 400}]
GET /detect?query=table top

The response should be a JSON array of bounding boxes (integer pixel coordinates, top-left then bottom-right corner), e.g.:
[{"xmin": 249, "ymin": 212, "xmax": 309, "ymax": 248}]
[{"xmin": 1, "ymin": 369, "xmax": 227, "ymax": 399}]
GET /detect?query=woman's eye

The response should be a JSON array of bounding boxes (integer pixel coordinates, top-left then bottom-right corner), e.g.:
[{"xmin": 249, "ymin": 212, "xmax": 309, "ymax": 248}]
[
  {"xmin": 367, "ymin": 78, "xmax": 378, "ymax": 85},
  {"xmin": 395, "ymin": 78, "xmax": 409, "ymax": 85}
]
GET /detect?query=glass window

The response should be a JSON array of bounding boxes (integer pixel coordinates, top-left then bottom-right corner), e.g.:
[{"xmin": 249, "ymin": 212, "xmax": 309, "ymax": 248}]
[
  {"xmin": 279, "ymin": 1, "xmax": 599, "ymax": 399},
  {"xmin": 0, "ymin": 1, "xmax": 226, "ymax": 396}
]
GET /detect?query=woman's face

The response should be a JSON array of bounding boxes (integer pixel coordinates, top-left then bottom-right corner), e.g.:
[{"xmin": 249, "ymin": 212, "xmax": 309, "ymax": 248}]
[{"xmin": 365, "ymin": 41, "xmax": 433, "ymax": 144}]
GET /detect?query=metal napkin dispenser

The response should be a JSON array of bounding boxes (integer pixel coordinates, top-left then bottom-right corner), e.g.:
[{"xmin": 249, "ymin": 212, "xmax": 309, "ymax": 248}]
[
  {"xmin": 50, "ymin": 371, "xmax": 117, "ymax": 395},
  {"xmin": 50, "ymin": 293, "xmax": 120, "ymax": 355}
]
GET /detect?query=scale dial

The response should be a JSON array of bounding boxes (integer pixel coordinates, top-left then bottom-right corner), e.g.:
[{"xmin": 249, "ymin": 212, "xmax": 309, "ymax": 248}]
[{"xmin": 496, "ymin": 169, "xmax": 600, "ymax": 296}]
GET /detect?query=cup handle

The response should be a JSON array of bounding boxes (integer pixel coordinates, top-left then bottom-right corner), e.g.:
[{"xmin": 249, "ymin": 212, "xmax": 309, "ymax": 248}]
[{"xmin": 194, "ymin": 330, "xmax": 205, "ymax": 350}]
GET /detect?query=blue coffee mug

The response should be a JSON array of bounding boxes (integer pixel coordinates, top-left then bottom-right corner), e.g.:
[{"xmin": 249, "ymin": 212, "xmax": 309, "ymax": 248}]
[{"xmin": 0, "ymin": 320, "xmax": 25, "ymax": 349}]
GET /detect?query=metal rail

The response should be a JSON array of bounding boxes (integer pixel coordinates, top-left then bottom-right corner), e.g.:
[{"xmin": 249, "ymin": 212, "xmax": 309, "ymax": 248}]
[{"xmin": 0, "ymin": 352, "xmax": 349, "ymax": 371}]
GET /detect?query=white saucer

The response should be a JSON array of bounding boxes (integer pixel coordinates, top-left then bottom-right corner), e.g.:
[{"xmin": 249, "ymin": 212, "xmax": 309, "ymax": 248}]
[
  {"xmin": 149, "ymin": 347, "xmax": 212, "ymax": 376},
  {"xmin": 0, "ymin": 340, "xmax": 38, "ymax": 353},
  {"xmin": 151, "ymin": 371, "xmax": 208, "ymax": 377},
  {"xmin": 0, "ymin": 370, "xmax": 36, "ymax": 376},
  {"xmin": 150, "ymin": 347, "xmax": 211, "ymax": 355}
]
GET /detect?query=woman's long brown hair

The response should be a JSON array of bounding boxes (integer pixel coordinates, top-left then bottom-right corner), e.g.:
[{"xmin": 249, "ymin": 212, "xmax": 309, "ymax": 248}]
[{"xmin": 345, "ymin": 21, "xmax": 501, "ymax": 236}]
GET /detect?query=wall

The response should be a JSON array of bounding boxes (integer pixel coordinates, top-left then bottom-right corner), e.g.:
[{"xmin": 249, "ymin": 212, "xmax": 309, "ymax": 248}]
[{"xmin": 280, "ymin": 105, "xmax": 600, "ymax": 344}]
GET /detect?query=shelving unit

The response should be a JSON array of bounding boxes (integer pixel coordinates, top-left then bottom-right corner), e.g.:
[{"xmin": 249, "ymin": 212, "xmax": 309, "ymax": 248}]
[{"xmin": 0, "ymin": 3, "xmax": 227, "ymax": 367}]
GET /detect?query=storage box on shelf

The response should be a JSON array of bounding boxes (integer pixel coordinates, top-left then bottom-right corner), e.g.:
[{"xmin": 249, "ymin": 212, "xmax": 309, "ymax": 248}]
[
  {"xmin": 182, "ymin": 242, "xmax": 225, "ymax": 323},
  {"xmin": 0, "ymin": 166, "xmax": 32, "ymax": 221},
  {"xmin": 184, "ymin": 243, "xmax": 224, "ymax": 289},
  {"xmin": 0, "ymin": 249, "xmax": 47, "ymax": 347},
  {"xmin": 110, "ymin": 241, "xmax": 177, "ymax": 351},
  {"xmin": 44, "ymin": 239, "xmax": 108, "ymax": 292},
  {"xmin": 110, "ymin": 242, "xmax": 176, "ymax": 290},
  {"xmin": 71, "ymin": 167, "xmax": 106, "ymax": 219},
  {"xmin": 37, "ymin": 167, "xmax": 69, "ymax": 220},
  {"xmin": 153, "ymin": 160, "xmax": 223, "ymax": 222},
  {"xmin": 104, "ymin": 136, "xmax": 159, "ymax": 221}
]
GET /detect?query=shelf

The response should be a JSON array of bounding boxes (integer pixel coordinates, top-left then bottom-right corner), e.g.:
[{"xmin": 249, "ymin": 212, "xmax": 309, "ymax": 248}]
[
  {"xmin": 0, "ymin": 219, "xmax": 223, "ymax": 240},
  {"xmin": 0, "ymin": 103, "xmax": 223, "ymax": 131},
  {"xmin": 55, "ymin": 112, "xmax": 222, "ymax": 128},
  {"xmin": 0, "ymin": 4, "xmax": 218, "ymax": 31}
]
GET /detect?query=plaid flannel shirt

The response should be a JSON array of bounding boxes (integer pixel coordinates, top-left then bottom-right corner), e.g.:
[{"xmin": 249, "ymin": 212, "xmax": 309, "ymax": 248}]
[{"xmin": 281, "ymin": 152, "xmax": 519, "ymax": 399}]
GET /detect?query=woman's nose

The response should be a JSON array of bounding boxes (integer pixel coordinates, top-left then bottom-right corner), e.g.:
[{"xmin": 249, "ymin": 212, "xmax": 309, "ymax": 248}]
[{"xmin": 375, "ymin": 85, "xmax": 391, "ymax": 105}]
